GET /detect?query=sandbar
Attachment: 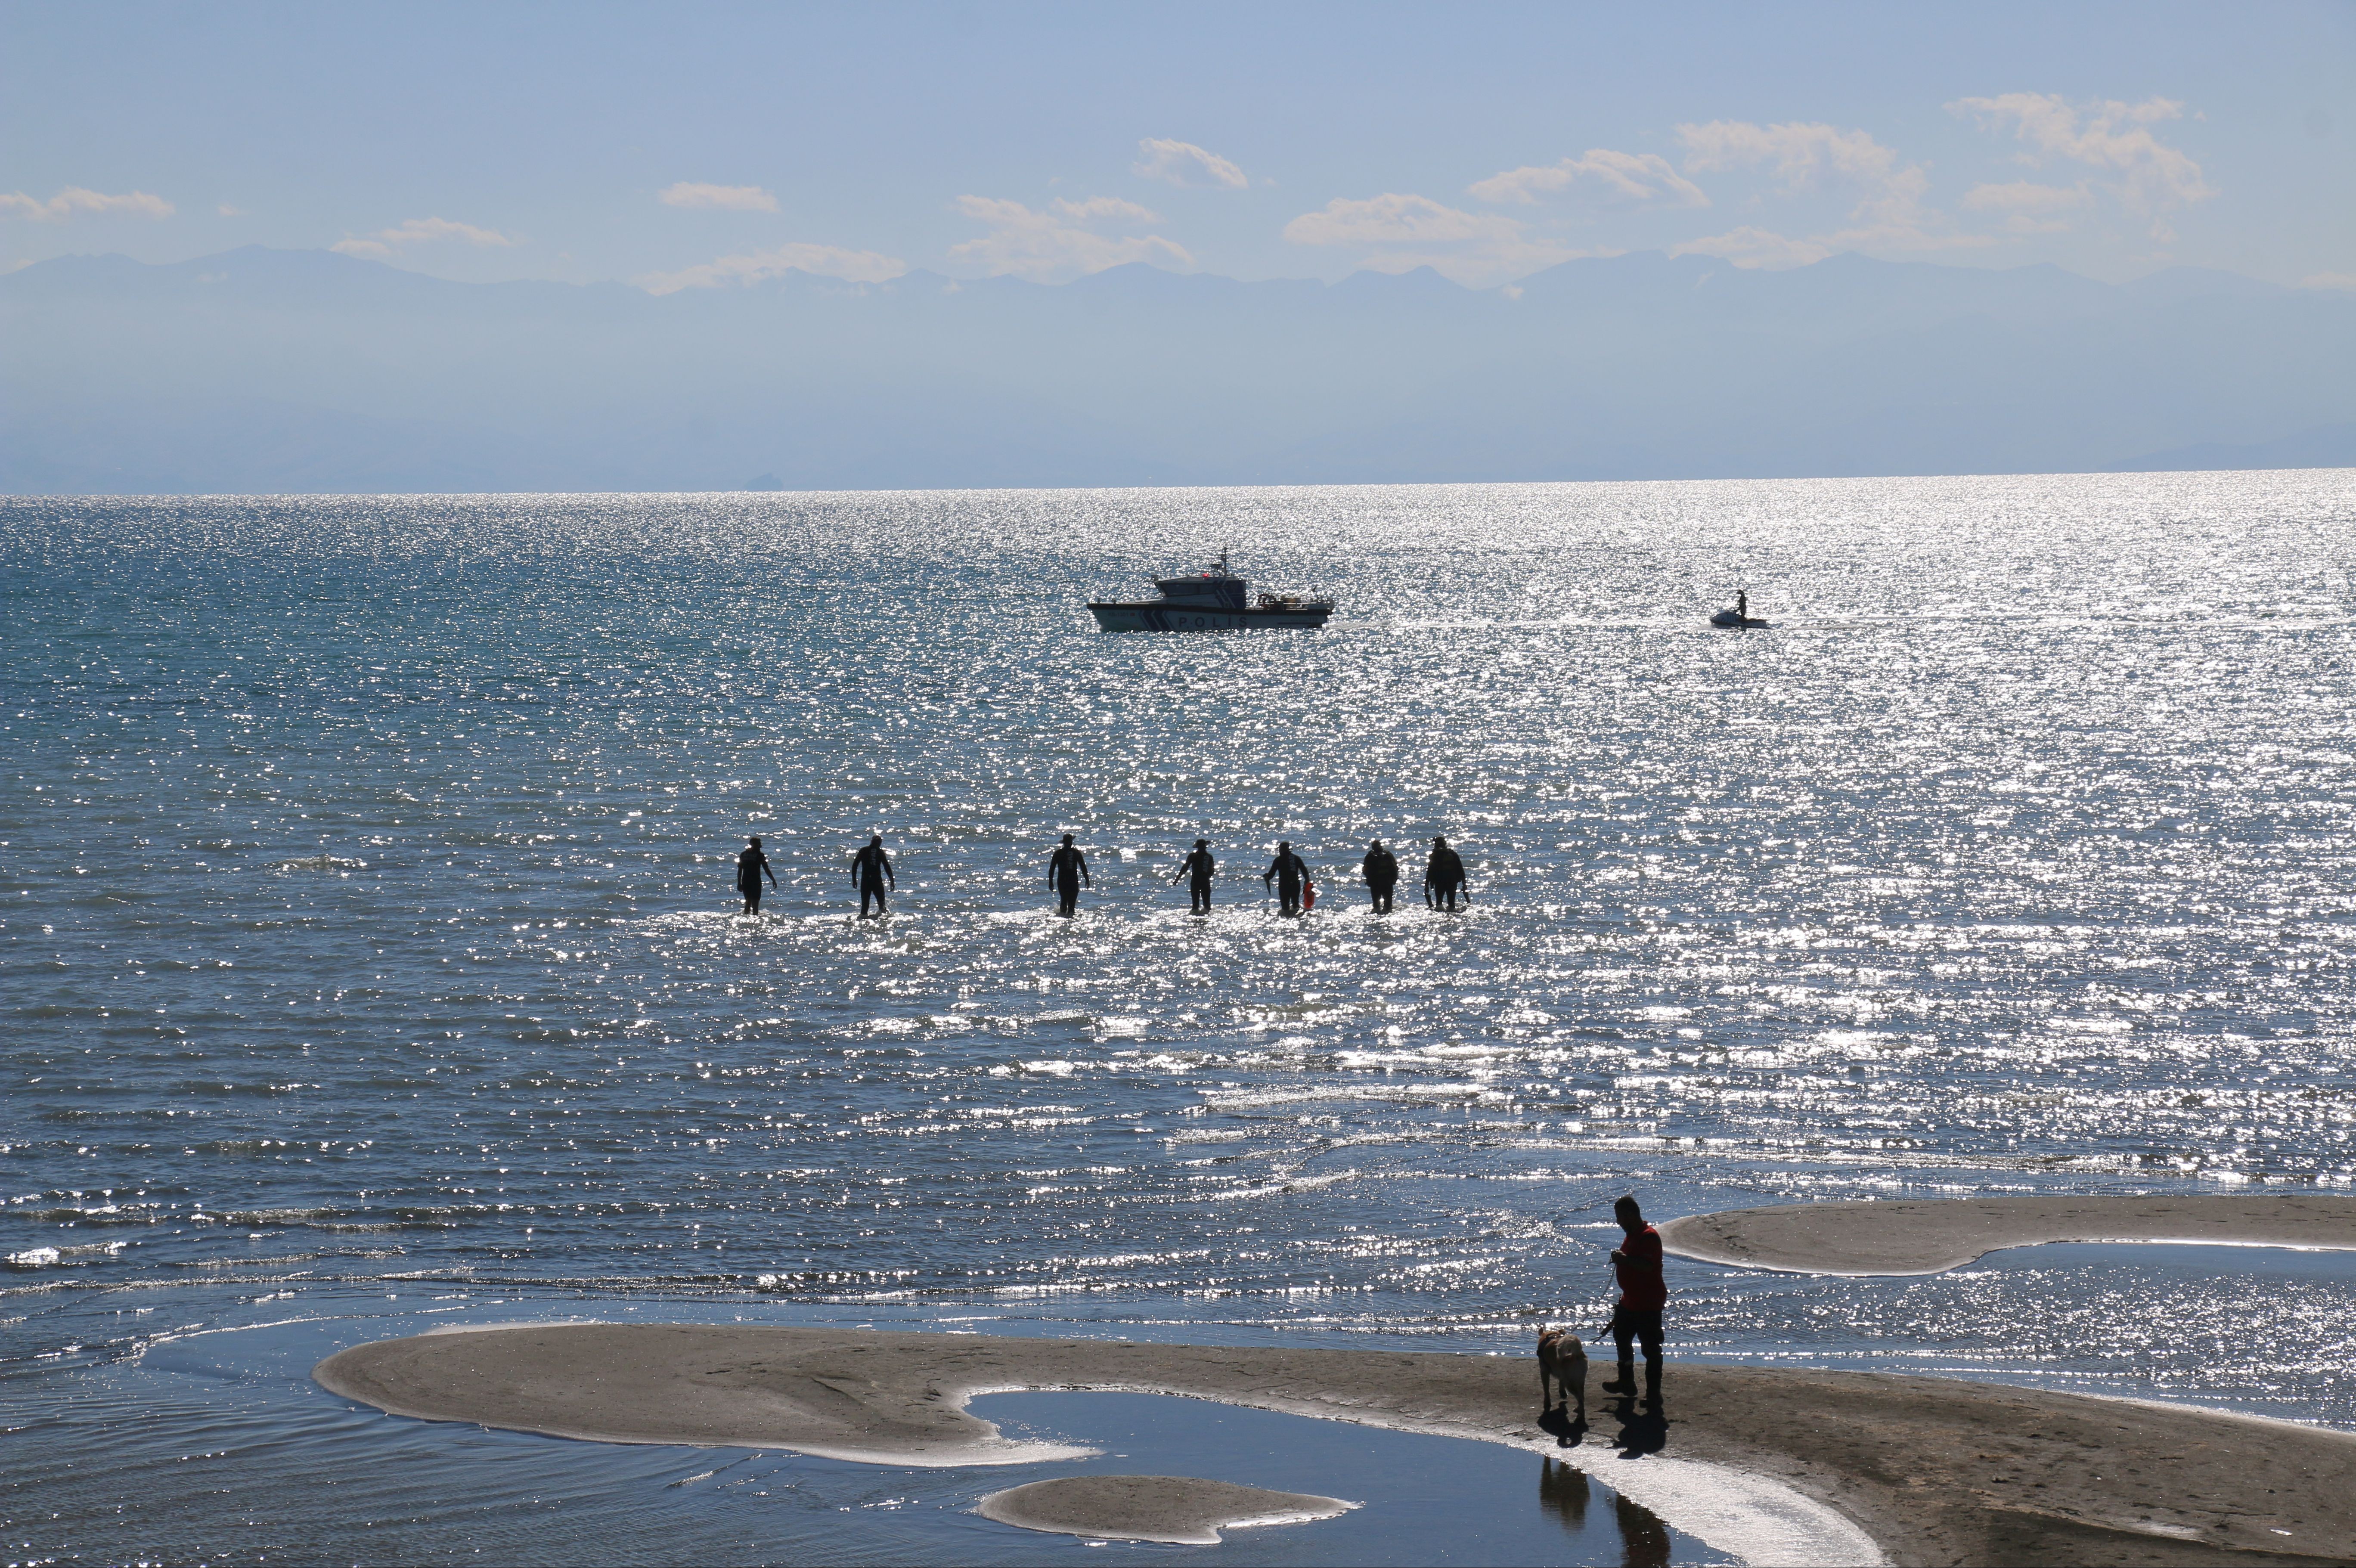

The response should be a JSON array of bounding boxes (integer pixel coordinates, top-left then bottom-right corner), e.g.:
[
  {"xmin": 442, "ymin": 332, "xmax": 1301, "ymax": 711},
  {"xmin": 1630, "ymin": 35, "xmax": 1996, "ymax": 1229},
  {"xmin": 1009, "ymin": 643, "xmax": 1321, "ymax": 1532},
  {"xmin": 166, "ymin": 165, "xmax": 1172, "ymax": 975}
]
[
  {"xmin": 315, "ymin": 1322, "xmax": 2356, "ymax": 1564},
  {"xmin": 976, "ymin": 1474, "xmax": 1353, "ymax": 1545},
  {"xmin": 1659, "ymin": 1193, "xmax": 2356, "ymax": 1276}
]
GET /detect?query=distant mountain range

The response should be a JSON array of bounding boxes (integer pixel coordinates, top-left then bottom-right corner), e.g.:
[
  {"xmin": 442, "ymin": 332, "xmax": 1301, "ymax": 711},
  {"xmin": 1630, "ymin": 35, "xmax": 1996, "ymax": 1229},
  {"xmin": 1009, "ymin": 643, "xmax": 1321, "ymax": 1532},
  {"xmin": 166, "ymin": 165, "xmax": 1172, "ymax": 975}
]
[{"xmin": 3, "ymin": 245, "xmax": 2351, "ymax": 493}]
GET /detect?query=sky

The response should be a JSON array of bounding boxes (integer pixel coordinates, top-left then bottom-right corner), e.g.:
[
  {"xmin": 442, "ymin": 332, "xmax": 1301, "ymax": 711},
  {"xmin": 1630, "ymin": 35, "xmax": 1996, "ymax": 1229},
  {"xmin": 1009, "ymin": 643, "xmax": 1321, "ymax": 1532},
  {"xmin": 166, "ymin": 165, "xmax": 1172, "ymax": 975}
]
[{"xmin": 4, "ymin": 0, "xmax": 2353, "ymax": 294}]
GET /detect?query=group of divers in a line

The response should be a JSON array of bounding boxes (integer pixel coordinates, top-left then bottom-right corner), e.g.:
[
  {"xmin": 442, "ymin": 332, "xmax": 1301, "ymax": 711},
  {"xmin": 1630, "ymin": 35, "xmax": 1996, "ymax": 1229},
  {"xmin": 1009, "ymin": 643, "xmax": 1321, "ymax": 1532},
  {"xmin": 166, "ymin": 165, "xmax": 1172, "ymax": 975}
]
[{"xmin": 733, "ymin": 833, "xmax": 1472, "ymax": 918}]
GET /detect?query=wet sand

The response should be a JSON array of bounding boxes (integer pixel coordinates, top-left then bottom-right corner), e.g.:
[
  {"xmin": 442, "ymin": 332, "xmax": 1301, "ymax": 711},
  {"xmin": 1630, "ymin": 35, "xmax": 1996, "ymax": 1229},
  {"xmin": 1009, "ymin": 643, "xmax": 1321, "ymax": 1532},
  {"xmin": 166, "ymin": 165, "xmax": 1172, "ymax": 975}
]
[
  {"xmin": 976, "ymin": 1475, "xmax": 1353, "ymax": 1545},
  {"xmin": 315, "ymin": 1323, "xmax": 2356, "ymax": 1565},
  {"xmin": 1658, "ymin": 1193, "xmax": 2356, "ymax": 1276}
]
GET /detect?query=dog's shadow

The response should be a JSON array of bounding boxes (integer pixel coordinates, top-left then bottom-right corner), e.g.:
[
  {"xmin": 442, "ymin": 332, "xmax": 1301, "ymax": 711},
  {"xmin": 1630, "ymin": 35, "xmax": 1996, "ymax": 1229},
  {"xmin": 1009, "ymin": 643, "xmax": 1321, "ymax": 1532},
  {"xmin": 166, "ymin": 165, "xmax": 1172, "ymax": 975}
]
[{"xmin": 1537, "ymin": 1403, "xmax": 1589, "ymax": 1448}]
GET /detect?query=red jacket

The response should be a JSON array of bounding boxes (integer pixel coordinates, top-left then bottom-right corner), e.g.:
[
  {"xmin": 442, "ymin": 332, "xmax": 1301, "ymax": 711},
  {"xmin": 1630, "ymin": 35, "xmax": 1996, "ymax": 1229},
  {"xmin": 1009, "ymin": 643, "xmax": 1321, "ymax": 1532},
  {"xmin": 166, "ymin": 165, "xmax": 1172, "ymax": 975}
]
[{"xmin": 1615, "ymin": 1224, "xmax": 1666, "ymax": 1311}]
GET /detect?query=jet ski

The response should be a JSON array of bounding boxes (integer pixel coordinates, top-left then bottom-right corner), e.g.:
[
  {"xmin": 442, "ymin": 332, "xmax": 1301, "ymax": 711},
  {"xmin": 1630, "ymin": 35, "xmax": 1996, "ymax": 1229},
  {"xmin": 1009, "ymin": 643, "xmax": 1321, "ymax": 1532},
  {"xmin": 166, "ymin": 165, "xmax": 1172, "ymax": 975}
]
[{"xmin": 1711, "ymin": 590, "xmax": 1770, "ymax": 629}]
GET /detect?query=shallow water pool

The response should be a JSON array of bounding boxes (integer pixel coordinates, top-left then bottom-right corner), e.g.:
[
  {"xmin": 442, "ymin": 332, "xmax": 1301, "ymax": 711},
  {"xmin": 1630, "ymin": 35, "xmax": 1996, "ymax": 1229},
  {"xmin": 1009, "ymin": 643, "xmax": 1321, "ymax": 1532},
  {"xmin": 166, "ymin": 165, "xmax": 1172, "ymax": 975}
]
[{"xmin": 1, "ymin": 1296, "xmax": 1720, "ymax": 1565}]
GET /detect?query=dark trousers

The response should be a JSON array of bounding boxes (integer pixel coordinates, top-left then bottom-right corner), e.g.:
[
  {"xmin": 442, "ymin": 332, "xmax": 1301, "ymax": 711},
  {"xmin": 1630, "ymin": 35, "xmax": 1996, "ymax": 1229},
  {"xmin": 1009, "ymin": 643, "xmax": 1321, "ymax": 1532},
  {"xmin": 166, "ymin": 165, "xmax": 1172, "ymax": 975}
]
[
  {"xmin": 1369, "ymin": 880, "xmax": 1395, "ymax": 913},
  {"xmin": 1189, "ymin": 877, "xmax": 1212, "ymax": 914},
  {"xmin": 858, "ymin": 880, "xmax": 887, "ymax": 917},
  {"xmin": 1275, "ymin": 880, "xmax": 1302, "ymax": 915},
  {"xmin": 1056, "ymin": 876, "xmax": 1080, "ymax": 917},
  {"xmin": 1610, "ymin": 1306, "xmax": 1663, "ymax": 1365},
  {"xmin": 741, "ymin": 883, "xmax": 763, "ymax": 914},
  {"xmin": 1609, "ymin": 1306, "xmax": 1663, "ymax": 1404},
  {"xmin": 1430, "ymin": 880, "xmax": 1464, "ymax": 910}
]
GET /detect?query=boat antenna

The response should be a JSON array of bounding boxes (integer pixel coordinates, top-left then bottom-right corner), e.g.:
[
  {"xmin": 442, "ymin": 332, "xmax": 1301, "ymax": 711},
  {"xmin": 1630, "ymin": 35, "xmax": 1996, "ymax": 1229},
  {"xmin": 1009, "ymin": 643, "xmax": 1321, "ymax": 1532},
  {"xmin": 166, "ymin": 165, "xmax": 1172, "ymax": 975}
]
[{"xmin": 1220, "ymin": 545, "xmax": 1230, "ymax": 575}]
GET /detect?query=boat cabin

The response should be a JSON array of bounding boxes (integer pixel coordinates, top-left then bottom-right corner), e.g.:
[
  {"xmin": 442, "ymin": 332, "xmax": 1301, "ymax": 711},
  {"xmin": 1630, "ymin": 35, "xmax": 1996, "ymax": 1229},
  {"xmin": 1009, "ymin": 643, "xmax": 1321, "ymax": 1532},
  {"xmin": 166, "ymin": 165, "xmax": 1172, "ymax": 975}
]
[{"xmin": 1153, "ymin": 570, "xmax": 1249, "ymax": 611}]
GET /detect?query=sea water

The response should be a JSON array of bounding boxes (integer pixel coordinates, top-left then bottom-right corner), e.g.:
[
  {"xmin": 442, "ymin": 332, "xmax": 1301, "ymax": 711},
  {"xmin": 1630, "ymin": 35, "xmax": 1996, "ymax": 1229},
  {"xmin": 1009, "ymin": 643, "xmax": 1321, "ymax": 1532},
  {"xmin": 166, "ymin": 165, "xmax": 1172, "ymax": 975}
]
[{"xmin": 4, "ymin": 473, "xmax": 2354, "ymax": 1561}]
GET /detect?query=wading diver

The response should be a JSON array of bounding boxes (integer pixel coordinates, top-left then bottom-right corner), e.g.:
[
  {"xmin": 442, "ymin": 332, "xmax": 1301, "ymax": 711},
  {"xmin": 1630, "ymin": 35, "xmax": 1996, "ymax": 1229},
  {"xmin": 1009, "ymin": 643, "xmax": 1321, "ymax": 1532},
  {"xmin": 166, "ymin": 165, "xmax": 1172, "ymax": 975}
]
[
  {"xmin": 1175, "ymin": 838, "xmax": 1216, "ymax": 914},
  {"xmin": 1424, "ymin": 835, "xmax": 1468, "ymax": 911},
  {"xmin": 1263, "ymin": 840, "xmax": 1310, "ymax": 917},
  {"xmin": 1362, "ymin": 839, "xmax": 1399, "ymax": 913},
  {"xmin": 849, "ymin": 834, "xmax": 894, "ymax": 918},
  {"xmin": 737, "ymin": 836, "xmax": 778, "ymax": 915},
  {"xmin": 1049, "ymin": 833, "xmax": 1092, "ymax": 917}
]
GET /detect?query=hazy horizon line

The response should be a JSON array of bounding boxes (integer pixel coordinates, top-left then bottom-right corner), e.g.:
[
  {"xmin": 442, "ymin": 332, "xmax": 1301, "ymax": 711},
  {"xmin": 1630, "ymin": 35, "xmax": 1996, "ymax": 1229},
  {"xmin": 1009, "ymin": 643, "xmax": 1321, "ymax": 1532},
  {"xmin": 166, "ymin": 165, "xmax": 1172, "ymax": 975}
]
[
  {"xmin": 12, "ymin": 239, "xmax": 2332, "ymax": 301},
  {"xmin": 11, "ymin": 452, "xmax": 2354, "ymax": 505}
]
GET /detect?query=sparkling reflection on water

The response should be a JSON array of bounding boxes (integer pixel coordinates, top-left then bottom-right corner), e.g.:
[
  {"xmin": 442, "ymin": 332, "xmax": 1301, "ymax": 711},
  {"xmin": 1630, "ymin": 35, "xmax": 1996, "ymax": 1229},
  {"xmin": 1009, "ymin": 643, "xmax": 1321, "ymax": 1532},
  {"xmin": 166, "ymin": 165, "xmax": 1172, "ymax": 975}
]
[{"xmin": 4, "ymin": 474, "xmax": 2355, "ymax": 1557}]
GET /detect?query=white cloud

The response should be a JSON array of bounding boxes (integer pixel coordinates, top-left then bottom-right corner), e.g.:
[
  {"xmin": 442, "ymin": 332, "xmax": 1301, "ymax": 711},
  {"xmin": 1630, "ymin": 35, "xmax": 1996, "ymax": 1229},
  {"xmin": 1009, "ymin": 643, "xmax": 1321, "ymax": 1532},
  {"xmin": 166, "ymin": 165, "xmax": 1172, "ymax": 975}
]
[
  {"xmin": 1133, "ymin": 138, "xmax": 1248, "ymax": 189},
  {"xmin": 330, "ymin": 216, "xmax": 518, "ymax": 258},
  {"xmin": 2303, "ymin": 272, "xmax": 2356, "ymax": 292},
  {"xmin": 636, "ymin": 242, "xmax": 908, "ymax": 294},
  {"xmin": 384, "ymin": 216, "xmax": 515, "ymax": 245},
  {"xmin": 658, "ymin": 182, "xmax": 780, "ymax": 213},
  {"xmin": 1963, "ymin": 180, "xmax": 2091, "ymax": 213},
  {"xmin": 1047, "ymin": 195, "xmax": 1163, "ymax": 223},
  {"xmin": 1962, "ymin": 179, "xmax": 2091, "ymax": 233},
  {"xmin": 1281, "ymin": 191, "xmax": 1596, "ymax": 285},
  {"xmin": 0, "ymin": 186, "xmax": 174, "ymax": 221},
  {"xmin": 1469, "ymin": 149, "xmax": 1708, "ymax": 209},
  {"xmin": 1668, "ymin": 217, "xmax": 1998, "ymax": 268},
  {"xmin": 217, "ymin": 203, "xmax": 247, "ymax": 217},
  {"xmin": 1950, "ymin": 93, "xmax": 2213, "ymax": 239},
  {"xmin": 1668, "ymin": 226, "xmax": 1831, "ymax": 270},
  {"xmin": 948, "ymin": 194, "xmax": 1191, "ymax": 281},
  {"xmin": 1352, "ymin": 242, "xmax": 1610, "ymax": 284},
  {"xmin": 1669, "ymin": 119, "xmax": 1987, "ymax": 262},
  {"xmin": 1678, "ymin": 121, "xmax": 1916, "ymax": 196},
  {"xmin": 1282, "ymin": 192, "xmax": 1505, "ymax": 247}
]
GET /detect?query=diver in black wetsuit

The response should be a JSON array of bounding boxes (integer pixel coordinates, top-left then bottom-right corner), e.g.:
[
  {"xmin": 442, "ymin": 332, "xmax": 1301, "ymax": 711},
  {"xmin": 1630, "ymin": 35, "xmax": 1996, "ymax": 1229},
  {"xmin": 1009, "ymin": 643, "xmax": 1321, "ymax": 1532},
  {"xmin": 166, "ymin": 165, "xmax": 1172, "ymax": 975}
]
[
  {"xmin": 1424, "ymin": 835, "xmax": 1468, "ymax": 911},
  {"xmin": 849, "ymin": 834, "xmax": 894, "ymax": 917},
  {"xmin": 1049, "ymin": 834, "xmax": 1091, "ymax": 917},
  {"xmin": 1263, "ymin": 841, "xmax": 1309, "ymax": 917},
  {"xmin": 737, "ymin": 836, "xmax": 778, "ymax": 915},
  {"xmin": 1362, "ymin": 839, "xmax": 1399, "ymax": 913},
  {"xmin": 1175, "ymin": 838, "xmax": 1215, "ymax": 914}
]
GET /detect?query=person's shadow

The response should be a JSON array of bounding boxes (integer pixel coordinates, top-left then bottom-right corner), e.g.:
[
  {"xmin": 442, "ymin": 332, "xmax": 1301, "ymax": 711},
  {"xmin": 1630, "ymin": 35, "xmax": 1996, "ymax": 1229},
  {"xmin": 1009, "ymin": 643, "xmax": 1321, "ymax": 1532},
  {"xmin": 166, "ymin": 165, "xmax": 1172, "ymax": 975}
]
[
  {"xmin": 1615, "ymin": 1492, "xmax": 1673, "ymax": 1568},
  {"xmin": 1606, "ymin": 1388, "xmax": 1668, "ymax": 1459}
]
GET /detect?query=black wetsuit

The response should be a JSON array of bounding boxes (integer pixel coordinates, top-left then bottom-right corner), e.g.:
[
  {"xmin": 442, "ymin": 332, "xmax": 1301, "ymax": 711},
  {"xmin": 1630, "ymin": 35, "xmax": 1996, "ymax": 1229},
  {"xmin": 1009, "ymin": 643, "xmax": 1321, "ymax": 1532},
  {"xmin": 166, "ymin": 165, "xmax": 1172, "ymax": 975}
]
[
  {"xmin": 1050, "ymin": 844, "xmax": 1090, "ymax": 917},
  {"xmin": 1180, "ymin": 848, "xmax": 1215, "ymax": 914},
  {"xmin": 851, "ymin": 843, "xmax": 893, "ymax": 917},
  {"xmin": 1424, "ymin": 846, "xmax": 1467, "ymax": 911},
  {"xmin": 1362, "ymin": 847, "xmax": 1398, "ymax": 913},
  {"xmin": 737, "ymin": 845, "xmax": 775, "ymax": 914},
  {"xmin": 1263, "ymin": 850, "xmax": 1308, "ymax": 916}
]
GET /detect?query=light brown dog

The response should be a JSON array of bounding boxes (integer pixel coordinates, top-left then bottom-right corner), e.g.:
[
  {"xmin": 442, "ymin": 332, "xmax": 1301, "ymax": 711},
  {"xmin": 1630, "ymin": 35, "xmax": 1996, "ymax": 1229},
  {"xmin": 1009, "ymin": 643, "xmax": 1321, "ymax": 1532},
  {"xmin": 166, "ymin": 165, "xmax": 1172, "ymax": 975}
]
[{"xmin": 1536, "ymin": 1326, "xmax": 1587, "ymax": 1416}]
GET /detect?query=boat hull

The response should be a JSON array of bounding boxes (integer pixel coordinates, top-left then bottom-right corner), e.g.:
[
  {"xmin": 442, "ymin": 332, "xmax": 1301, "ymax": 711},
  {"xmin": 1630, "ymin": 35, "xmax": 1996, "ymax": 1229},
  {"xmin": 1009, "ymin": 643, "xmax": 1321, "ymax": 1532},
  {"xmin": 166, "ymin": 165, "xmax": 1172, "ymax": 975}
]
[{"xmin": 1089, "ymin": 602, "xmax": 1331, "ymax": 632}]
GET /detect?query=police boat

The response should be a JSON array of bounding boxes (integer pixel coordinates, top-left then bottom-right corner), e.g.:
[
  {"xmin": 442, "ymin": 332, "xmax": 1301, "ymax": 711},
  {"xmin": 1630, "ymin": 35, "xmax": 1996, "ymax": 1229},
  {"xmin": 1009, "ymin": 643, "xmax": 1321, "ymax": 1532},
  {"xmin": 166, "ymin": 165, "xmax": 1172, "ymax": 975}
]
[{"xmin": 1088, "ymin": 551, "xmax": 1333, "ymax": 632}]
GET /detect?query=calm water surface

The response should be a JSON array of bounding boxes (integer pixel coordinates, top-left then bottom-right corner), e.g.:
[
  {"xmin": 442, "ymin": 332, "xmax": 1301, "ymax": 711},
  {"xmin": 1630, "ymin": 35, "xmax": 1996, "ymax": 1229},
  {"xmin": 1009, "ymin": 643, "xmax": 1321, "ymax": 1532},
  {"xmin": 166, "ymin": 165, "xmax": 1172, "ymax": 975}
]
[{"xmin": 5, "ymin": 473, "xmax": 2354, "ymax": 1561}]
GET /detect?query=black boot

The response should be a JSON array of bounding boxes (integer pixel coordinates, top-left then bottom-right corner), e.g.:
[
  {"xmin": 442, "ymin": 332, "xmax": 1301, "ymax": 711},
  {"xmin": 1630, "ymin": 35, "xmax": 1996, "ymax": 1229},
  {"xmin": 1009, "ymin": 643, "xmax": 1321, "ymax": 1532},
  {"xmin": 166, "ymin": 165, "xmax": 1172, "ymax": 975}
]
[
  {"xmin": 1643, "ymin": 1358, "xmax": 1662, "ymax": 1408},
  {"xmin": 1602, "ymin": 1360, "xmax": 1637, "ymax": 1394}
]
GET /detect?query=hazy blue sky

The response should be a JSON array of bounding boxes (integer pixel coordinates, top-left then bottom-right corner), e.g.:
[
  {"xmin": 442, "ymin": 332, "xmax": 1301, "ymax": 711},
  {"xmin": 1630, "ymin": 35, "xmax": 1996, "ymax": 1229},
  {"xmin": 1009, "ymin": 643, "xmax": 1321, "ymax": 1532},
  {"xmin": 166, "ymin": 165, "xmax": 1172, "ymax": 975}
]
[{"xmin": 5, "ymin": 0, "xmax": 2352, "ymax": 291}]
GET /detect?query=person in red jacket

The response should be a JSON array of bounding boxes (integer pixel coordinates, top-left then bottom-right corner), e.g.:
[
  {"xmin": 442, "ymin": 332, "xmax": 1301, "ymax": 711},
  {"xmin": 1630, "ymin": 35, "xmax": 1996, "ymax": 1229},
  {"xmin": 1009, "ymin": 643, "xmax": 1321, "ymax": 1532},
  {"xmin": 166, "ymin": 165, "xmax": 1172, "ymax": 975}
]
[{"xmin": 1605, "ymin": 1193, "xmax": 1666, "ymax": 1406}]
